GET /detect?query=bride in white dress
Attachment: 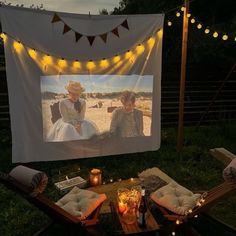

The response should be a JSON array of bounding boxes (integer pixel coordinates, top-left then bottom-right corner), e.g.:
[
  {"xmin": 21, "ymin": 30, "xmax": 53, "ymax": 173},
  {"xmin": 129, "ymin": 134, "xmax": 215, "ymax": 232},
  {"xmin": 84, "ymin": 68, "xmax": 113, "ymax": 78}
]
[{"xmin": 47, "ymin": 81, "xmax": 99, "ymax": 142}]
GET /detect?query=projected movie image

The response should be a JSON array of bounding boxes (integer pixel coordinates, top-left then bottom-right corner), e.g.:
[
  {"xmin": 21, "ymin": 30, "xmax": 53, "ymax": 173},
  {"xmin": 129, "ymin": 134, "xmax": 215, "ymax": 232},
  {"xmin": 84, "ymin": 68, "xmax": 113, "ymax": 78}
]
[{"xmin": 41, "ymin": 75, "xmax": 153, "ymax": 142}]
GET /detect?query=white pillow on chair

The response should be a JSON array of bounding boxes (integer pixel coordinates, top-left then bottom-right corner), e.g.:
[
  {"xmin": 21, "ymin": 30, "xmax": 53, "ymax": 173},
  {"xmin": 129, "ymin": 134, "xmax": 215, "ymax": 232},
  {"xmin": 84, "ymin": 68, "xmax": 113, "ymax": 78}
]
[{"xmin": 151, "ymin": 181, "xmax": 201, "ymax": 215}]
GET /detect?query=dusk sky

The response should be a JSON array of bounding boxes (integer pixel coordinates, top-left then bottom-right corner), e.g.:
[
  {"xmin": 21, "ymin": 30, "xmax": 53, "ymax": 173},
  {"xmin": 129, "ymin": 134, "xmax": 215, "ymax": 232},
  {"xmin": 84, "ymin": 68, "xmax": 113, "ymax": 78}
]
[
  {"xmin": 7, "ymin": 0, "xmax": 120, "ymax": 14},
  {"xmin": 41, "ymin": 74, "xmax": 153, "ymax": 93}
]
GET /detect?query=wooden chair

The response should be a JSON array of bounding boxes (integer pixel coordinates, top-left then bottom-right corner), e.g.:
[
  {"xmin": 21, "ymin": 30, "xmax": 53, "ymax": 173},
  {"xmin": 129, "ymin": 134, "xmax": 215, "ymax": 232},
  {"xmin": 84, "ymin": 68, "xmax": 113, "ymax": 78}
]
[
  {"xmin": 151, "ymin": 180, "xmax": 236, "ymax": 224},
  {"xmin": 0, "ymin": 168, "xmax": 106, "ymax": 236}
]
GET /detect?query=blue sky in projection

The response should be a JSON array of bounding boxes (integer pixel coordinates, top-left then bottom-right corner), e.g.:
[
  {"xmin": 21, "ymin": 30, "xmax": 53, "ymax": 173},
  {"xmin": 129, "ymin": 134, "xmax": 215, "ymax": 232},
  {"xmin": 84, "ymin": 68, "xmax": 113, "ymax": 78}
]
[{"xmin": 41, "ymin": 74, "xmax": 153, "ymax": 93}]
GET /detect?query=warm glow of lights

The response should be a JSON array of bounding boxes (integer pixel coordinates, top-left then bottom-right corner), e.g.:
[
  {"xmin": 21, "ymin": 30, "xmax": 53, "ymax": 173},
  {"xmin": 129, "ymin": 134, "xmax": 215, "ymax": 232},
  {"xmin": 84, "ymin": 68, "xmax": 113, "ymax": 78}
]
[
  {"xmin": 213, "ymin": 32, "xmax": 218, "ymax": 38},
  {"xmin": 176, "ymin": 219, "xmax": 180, "ymax": 225},
  {"xmin": 13, "ymin": 41, "xmax": 23, "ymax": 53},
  {"xmin": 87, "ymin": 60, "xmax": 95, "ymax": 70},
  {"xmin": 0, "ymin": 33, "xmax": 7, "ymax": 42},
  {"xmin": 58, "ymin": 58, "xmax": 67, "ymax": 68},
  {"xmin": 148, "ymin": 37, "xmax": 155, "ymax": 48},
  {"xmin": 125, "ymin": 50, "xmax": 132, "ymax": 59},
  {"xmin": 188, "ymin": 209, "xmax": 193, "ymax": 213},
  {"xmin": 194, "ymin": 215, "xmax": 199, "ymax": 218},
  {"xmin": 136, "ymin": 44, "xmax": 145, "ymax": 55},
  {"xmin": 167, "ymin": 21, "xmax": 172, "ymax": 26},
  {"xmin": 197, "ymin": 23, "xmax": 202, "ymax": 29},
  {"xmin": 157, "ymin": 29, "xmax": 163, "ymax": 39},
  {"xmin": 130, "ymin": 178, "xmax": 134, "ymax": 182},
  {"xmin": 222, "ymin": 34, "xmax": 228, "ymax": 40},
  {"xmin": 43, "ymin": 55, "xmax": 52, "ymax": 64},
  {"xmin": 113, "ymin": 55, "xmax": 120, "ymax": 63},
  {"xmin": 73, "ymin": 60, "xmax": 81, "ymax": 69},
  {"xmin": 176, "ymin": 12, "xmax": 181, "ymax": 17},
  {"xmin": 190, "ymin": 18, "xmax": 195, "ymax": 24},
  {"xmin": 172, "ymin": 232, "xmax": 176, "ymax": 236},
  {"xmin": 205, "ymin": 28, "xmax": 210, "ymax": 34},
  {"xmin": 187, "ymin": 13, "xmax": 191, "ymax": 18},
  {"xmin": 181, "ymin": 6, "xmax": 185, "ymax": 11},
  {"xmin": 28, "ymin": 49, "xmax": 37, "ymax": 59},
  {"xmin": 100, "ymin": 58, "xmax": 109, "ymax": 68}
]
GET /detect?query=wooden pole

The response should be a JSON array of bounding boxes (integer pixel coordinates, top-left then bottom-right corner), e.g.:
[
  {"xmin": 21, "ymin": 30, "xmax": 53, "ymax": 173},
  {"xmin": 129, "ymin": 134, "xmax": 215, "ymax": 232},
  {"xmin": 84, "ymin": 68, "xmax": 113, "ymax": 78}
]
[{"xmin": 177, "ymin": 0, "xmax": 189, "ymax": 151}]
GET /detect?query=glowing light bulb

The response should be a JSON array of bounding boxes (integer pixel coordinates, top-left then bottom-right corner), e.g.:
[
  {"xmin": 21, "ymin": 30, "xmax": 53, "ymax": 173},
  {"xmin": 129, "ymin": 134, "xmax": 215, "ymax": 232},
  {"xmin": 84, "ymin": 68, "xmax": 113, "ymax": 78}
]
[
  {"xmin": 113, "ymin": 55, "xmax": 120, "ymax": 63},
  {"xmin": 172, "ymin": 231, "xmax": 176, "ymax": 236},
  {"xmin": 167, "ymin": 21, "xmax": 172, "ymax": 26},
  {"xmin": 234, "ymin": 37, "xmax": 236, "ymax": 42},
  {"xmin": 28, "ymin": 48, "xmax": 37, "ymax": 59},
  {"xmin": 100, "ymin": 58, "xmax": 109, "ymax": 68},
  {"xmin": 58, "ymin": 58, "xmax": 67, "ymax": 68},
  {"xmin": 197, "ymin": 24, "xmax": 202, "ymax": 29},
  {"xmin": 43, "ymin": 55, "xmax": 52, "ymax": 64},
  {"xmin": 205, "ymin": 28, "xmax": 210, "ymax": 34},
  {"xmin": 187, "ymin": 13, "xmax": 191, "ymax": 18},
  {"xmin": 87, "ymin": 60, "xmax": 95, "ymax": 70},
  {"xmin": 125, "ymin": 50, "xmax": 132, "ymax": 59},
  {"xmin": 73, "ymin": 60, "xmax": 81, "ymax": 69},
  {"xmin": 13, "ymin": 41, "xmax": 23, "ymax": 53},
  {"xmin": 194, "ymin": 215, "xmax": 199, "ymax": 218},
  {"xmin": 157, "ymin": 29, "xmax": 163, "ymax": 39},
  {"xmin": 176, "ymin": 12, "xmax": 180, "ymax": 17},
  {"xmin": 213, "ymin": 32, "xmax": 218, "ymax": 38},
  {"xmin": 0, "ymin": 32, "xmax": 7, "ymax": 42},
  {"xmin": 130, "ymin": 178, "xmax": 134, "ymax": 182},
  {"xmin": 188, "ymin": 209, "xmax": 193, "ymax": 213},
  {"xmin": 222, "ymin": 34, "xmax": 228, "ymax": 40},
  {"xmin": 176, "ymin": 219, "xmax": 180, "ymax": 225},
  {"xmin": 136, "ymin": 44, "xmax": 144, "ymax": 55},
  {"xmin": 181, "ymin": 6, "xmax": 185, "ymax": 11},
  {"xmin": 148, "ymin": 37, "xmax": 155, "ymax": 49},
  {"xmin": 190, "ymin": 18, "xmax": 195, "ymax": 24}
]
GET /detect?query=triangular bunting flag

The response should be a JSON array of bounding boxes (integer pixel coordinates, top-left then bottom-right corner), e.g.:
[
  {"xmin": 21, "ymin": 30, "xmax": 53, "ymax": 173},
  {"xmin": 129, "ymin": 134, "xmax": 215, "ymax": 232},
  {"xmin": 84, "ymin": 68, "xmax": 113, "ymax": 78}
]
[
  {"xmin": 75, "ymin": 32, "xmax": 83, "ymax": 42},
  {"xmin": 63, "ymin": 24, "xmax": 71, "ymax": 34},
  {"xmin": 111, "ymin": 28, "xmax": 119, "ymax": 38},
  {"xmin": 100, "ymin": 33, "xmax": 107, "ymax": 43},
  {"xmin": 51, "ymin": 13, "xmax": 61, "ymax": 23},
  {"xmin": 121, "ymin": 19, "xmax": 129, "ymax": 30},
  {"xmin": 87, "ymin": 36, "xmax": 95, "ymax": 46}
]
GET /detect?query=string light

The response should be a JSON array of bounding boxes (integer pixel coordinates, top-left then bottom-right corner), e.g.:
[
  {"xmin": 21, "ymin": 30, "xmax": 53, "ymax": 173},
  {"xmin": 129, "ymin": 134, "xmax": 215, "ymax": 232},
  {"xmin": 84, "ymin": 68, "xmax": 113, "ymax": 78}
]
[
  {"xmin": 28, "ymin": 48, "xmax": 37, "ymax": 59},
  {"xmin": 204, "ymin": 28, "xmax": 210, "ymax": 34},
  {"xmin": 181, "ymin": 6, "xmax": 185, "ymax": 11},
  {"xmin": 213, "ymin": 31, "xmax": 218, "ymax": 38},
  {"xmin": 187, "ymin": 13, "xmax": 191, "ymax": 18},
  {"xmin": 222, "ymin": 34, "xmax": 228, "ymax": 41},
  {"xmin": 190, "ymin": 18, "xmax": 195, "ymax": 24},
  {"xmin": 100, "ymin": 58, "xmax": 109, "ymax": 68},
  {"xmin": 58, "ymin": 58, "xmax": 67, "ymax": 68},
  {"xmin": 176, "ymin": 12, "xmax": 181, "ymax": 17},
  {"xmin": 197, "ymin": 23, "xmax": 202, "ymax": 29},
  {"xmin": 13, "ymin": 41, "xmax": 23, "ymax": 53},
  {"xmin": 172, "ymin": 231, "xmax": 176, "ymax": 236},
  {"xmin": 0, "ymin": 32, "xmax": 7, "ymax": 42},
  {"xmin": 125, "ymin": 50, "xmax": 132, "ymax": 59},
  {"xmin": 87, "ymin": 60, "xmax": 95, "ymax": 70},
  {"xmin": 176, "ymin": 219, "xmax": 180, "ymax": 225},
  {"xmin": 136, "ymin": 44, "xmax": 145, "ymax": 55},
  {"xmin": 167, "ymin": 21, "xmax": 172, "ymax": 27},
  {"xmin": 113, "ymin": 55, "xmax": 120, "ymax": 63},
  {"xmin": 43, "ymin": 54, "xmax": 52, "ymax": 64},
  {"xmin": 72, "ymin": 60, "xmax": 81, "ymax": 69}
]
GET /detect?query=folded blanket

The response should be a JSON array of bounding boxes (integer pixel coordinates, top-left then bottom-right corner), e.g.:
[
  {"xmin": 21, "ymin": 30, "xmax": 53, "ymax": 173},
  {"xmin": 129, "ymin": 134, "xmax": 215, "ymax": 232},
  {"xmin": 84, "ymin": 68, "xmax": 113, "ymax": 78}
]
[{"xmin": 9, "ymin": 165, "xmax": 48, "ymax": 196}]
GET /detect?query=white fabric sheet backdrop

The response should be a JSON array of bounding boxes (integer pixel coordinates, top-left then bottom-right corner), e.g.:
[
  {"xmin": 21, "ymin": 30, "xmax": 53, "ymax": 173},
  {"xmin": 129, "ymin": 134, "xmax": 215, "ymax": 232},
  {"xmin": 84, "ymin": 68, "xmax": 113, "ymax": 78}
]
[{"xmin": 0, "ymin": 6, "xmax": 164, "ymax": 163}]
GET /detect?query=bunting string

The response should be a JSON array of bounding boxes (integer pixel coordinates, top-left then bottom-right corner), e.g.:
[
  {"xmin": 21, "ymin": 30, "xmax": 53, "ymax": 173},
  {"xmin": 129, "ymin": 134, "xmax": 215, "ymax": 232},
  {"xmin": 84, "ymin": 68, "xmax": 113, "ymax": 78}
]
[{"xmin": 51, "ymin": 13, "xmax": 129, "ymax": 46}]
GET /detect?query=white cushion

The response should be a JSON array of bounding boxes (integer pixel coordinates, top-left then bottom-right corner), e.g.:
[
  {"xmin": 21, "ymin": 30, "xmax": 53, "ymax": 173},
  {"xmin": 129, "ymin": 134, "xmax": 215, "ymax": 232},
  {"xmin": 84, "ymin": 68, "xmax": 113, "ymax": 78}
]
[
  {"xmin": 150, "ymin": 181, "xmax": 201, "ymax": 215},
  {"xmin": 56, "ymin": 186, "xmax": 106, "ymax": 220}
]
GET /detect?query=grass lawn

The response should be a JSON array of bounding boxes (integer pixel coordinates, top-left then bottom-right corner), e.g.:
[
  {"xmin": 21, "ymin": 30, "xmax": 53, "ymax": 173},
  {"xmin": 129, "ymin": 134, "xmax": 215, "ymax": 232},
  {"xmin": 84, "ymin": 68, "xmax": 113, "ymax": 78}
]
[{"xmin": 0, "ymin": 122, "xmax": 236, "ymax": 235}]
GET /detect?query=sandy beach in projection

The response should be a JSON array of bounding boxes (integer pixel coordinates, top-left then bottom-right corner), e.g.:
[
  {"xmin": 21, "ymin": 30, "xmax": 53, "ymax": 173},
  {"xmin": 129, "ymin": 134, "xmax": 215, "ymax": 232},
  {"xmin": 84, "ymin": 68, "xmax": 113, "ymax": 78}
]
[{"xmin": 42, "ymin": 97, "xmax": 152, "ymax": 141}]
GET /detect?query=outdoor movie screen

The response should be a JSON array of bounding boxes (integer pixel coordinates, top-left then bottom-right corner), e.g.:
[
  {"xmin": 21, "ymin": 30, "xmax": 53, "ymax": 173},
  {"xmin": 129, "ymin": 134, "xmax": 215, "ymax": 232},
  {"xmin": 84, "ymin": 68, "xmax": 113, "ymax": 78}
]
[{"xmin": 41, "ymin": 74, "xmax": 153, "ymax": 142}]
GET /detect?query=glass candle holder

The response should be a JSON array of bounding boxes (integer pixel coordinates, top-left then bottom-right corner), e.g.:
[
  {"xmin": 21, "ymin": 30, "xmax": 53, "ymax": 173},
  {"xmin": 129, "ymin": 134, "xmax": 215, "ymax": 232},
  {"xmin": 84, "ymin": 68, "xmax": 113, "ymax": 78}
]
[{"xmin": 89, "ymin": 168, "xmax": 102, "ymax": 186}]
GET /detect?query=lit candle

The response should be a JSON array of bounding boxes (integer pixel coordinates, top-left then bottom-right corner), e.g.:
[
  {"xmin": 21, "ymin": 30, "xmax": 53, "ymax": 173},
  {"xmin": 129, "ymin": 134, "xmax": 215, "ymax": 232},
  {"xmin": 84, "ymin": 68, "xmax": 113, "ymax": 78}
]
[
  {"xmin": 89, "ymin": 168, "xmax": 102, "ymax": 186},
  {"xmin": 118, "ymin": 202, "xmax": 127, "ymax": 214}
]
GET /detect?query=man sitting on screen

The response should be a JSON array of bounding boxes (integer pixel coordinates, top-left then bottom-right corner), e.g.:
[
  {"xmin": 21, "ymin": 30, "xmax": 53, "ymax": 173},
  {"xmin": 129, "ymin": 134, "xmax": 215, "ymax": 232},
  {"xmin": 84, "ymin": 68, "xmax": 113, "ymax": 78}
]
[
  {"xmin": 47, "ymin": 81, "xmax": 99, "ymax": 142},
  {"xmin": 110, "ymin": 91, "xmax": 144, "ymax": 138}
]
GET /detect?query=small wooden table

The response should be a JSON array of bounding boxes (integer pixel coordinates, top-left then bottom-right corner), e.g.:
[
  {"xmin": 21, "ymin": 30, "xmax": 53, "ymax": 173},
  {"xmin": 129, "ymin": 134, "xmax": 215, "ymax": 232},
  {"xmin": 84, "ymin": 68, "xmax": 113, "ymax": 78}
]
[{"xmin": 110, "ymin": 201, "xmax": 160, "ymax": 235}]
